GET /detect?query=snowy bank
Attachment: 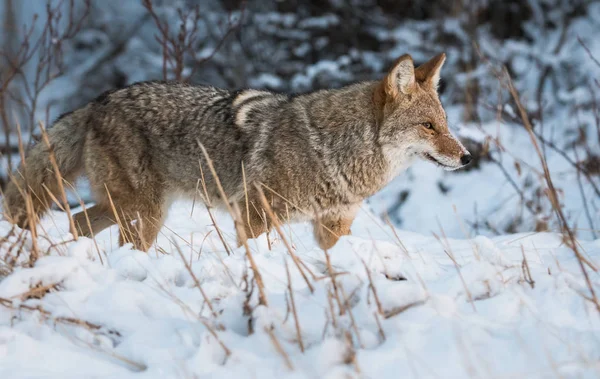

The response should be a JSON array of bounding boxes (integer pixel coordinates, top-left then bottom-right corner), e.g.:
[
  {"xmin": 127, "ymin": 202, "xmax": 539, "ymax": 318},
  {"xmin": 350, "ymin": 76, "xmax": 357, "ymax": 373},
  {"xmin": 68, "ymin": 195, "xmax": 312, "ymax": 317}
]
[{"xmin": 0, "ymin": 201, "xmax": 599, "ymax": 378}]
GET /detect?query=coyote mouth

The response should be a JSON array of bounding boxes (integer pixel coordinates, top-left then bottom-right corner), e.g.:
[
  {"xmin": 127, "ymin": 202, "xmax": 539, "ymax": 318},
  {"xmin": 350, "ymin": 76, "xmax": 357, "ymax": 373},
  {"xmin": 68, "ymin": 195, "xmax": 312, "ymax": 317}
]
[{"xmin": 422, "ymin": 153, "xmax": 455, "ymax": 169}]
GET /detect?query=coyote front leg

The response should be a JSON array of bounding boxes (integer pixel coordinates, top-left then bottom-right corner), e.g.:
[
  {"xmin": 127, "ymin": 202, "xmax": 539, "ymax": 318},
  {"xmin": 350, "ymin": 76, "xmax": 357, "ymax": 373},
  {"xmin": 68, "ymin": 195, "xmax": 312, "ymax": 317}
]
[{"xmin": 313, "ymin": 207, "xmax": 358, "ymax": 250}]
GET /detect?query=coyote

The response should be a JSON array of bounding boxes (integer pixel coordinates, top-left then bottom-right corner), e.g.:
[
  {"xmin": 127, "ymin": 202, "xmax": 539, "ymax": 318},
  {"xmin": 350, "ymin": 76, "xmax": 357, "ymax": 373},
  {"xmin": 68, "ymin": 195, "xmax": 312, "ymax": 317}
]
[{"xmin": 3, "ymin": 53, "xmax": 471, "ymax": 251}]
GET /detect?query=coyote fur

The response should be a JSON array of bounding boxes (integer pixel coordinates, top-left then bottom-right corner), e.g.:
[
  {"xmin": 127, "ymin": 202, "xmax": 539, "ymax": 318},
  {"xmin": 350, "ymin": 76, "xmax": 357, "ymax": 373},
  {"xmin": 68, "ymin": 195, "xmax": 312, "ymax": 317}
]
[{"xmin": 3, "ymin": 53, "xmax": 471, "ymax": 251}]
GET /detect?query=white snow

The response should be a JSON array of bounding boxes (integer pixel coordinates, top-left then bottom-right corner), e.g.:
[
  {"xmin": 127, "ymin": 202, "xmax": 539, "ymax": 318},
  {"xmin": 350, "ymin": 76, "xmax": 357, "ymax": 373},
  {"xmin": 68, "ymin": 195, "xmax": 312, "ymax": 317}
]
[{"xmin": 1, "ymin": 201, "xmax": 598, "ymax": 378}]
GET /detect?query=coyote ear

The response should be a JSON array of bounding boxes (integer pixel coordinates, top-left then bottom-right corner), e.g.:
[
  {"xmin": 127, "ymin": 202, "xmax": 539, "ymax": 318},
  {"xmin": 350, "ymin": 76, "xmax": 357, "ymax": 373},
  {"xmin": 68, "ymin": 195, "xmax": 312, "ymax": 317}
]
[
  {"xmin": 384, "ymin": 54, "xmax": 415, "ymax": 98},
  {"xmin": 415, "ymin": 53, "xmax": 446, "ymax": 91}
]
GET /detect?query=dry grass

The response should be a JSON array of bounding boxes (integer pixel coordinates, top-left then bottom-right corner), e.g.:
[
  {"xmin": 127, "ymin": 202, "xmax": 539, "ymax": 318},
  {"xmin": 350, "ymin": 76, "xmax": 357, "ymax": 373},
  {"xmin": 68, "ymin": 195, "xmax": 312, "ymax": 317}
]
[{"xmin": 504, "ymin": 69, "xmax": 600, "ymax": 314}]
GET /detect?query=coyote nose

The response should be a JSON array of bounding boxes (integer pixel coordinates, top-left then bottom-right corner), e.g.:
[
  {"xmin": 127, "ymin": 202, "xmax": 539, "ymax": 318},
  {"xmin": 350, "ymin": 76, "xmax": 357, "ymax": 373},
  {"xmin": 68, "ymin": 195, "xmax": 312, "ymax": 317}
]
[{"xmin": 461, "ymin": 154, "xmax": 472, "ymax": 165}]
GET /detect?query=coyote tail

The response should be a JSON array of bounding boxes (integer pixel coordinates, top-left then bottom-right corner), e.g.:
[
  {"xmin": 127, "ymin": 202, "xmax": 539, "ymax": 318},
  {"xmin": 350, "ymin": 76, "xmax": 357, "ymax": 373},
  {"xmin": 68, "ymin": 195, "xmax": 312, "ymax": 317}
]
[{"xmin": 3, "ymin": 109, "xmax": 87, "ymax": 227}]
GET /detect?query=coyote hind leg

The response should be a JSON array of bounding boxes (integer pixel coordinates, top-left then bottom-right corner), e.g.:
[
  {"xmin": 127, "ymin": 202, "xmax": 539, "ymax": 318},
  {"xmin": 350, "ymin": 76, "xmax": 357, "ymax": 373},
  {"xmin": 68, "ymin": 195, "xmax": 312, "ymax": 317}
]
[
  {"xmin": 116, "ymin": 201, "xmax": 165, "ymax": 252},
  {"xmin": 82, "ymin": 180, "xmax": 166, "ymax": 251},
  {"xmin": 77, "ymin": 199, "xmax": 165, "ymax": 252},
  {"xmin": 82, "ymin": 137, "xmax": 167, "ymax": 252},
  {"xmin": 74, "ymin": 205, "xmax": 115, "ymax": 237}
]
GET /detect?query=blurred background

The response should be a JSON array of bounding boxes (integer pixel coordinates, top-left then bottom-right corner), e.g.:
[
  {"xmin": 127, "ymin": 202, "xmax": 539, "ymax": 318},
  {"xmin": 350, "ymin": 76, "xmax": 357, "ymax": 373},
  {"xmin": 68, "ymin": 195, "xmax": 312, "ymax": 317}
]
[{"xmin": 0, "ymin": 0, "xmax": 598, "ymax": 239}]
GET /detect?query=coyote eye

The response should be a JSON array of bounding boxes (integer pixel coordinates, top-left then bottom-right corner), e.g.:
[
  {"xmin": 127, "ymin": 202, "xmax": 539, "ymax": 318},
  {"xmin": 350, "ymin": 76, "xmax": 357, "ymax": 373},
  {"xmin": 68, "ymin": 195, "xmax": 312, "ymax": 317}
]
[{"xmin": 423, "ymin": 122, "xmax": 434, "ymax": 130}]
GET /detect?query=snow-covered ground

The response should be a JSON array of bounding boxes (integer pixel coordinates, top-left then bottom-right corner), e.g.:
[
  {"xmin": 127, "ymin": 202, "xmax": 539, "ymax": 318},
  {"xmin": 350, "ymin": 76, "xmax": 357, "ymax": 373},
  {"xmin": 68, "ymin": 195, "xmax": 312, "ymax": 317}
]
[
  {"xmin": 2, "ymin": 0, "xmax": 600, "ymax": 241},
  {"xmin": 1, "ymin": 201, "xmax": 599, "ymax": 378}
]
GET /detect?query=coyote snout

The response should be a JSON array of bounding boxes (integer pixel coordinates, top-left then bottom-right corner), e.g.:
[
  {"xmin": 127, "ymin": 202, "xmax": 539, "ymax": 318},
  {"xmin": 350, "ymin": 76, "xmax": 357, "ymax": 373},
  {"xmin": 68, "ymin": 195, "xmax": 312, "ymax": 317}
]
[{"xmin": 420, "ymin": 132, "xmax": 472, "ymax": 171}]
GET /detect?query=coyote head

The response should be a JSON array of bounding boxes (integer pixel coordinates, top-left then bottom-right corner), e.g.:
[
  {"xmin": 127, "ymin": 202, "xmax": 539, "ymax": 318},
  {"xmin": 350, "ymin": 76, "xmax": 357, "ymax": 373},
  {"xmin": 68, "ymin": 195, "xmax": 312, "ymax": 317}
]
[{"xmin": 375, "ymin": 53, "xmax": 471, "ymax": 171}]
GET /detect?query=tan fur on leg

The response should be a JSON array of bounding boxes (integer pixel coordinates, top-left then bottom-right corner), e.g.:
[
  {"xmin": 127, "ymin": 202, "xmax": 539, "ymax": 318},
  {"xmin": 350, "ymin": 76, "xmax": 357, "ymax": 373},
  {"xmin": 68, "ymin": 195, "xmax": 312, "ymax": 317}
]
[
  {"xmin": 74, "ymin": 205, "xmax": 114, "ymax": 237},
  {"xmin": 237, "ymin": 199, "xmax": 270, "ymax": 247},
  {"xmin": 117, "ymin": 203, "xmax": 164, "ymax": 252},
  {"xmin": 313, "ymin": 213, "xmax": 355, "ymax": 250}
]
